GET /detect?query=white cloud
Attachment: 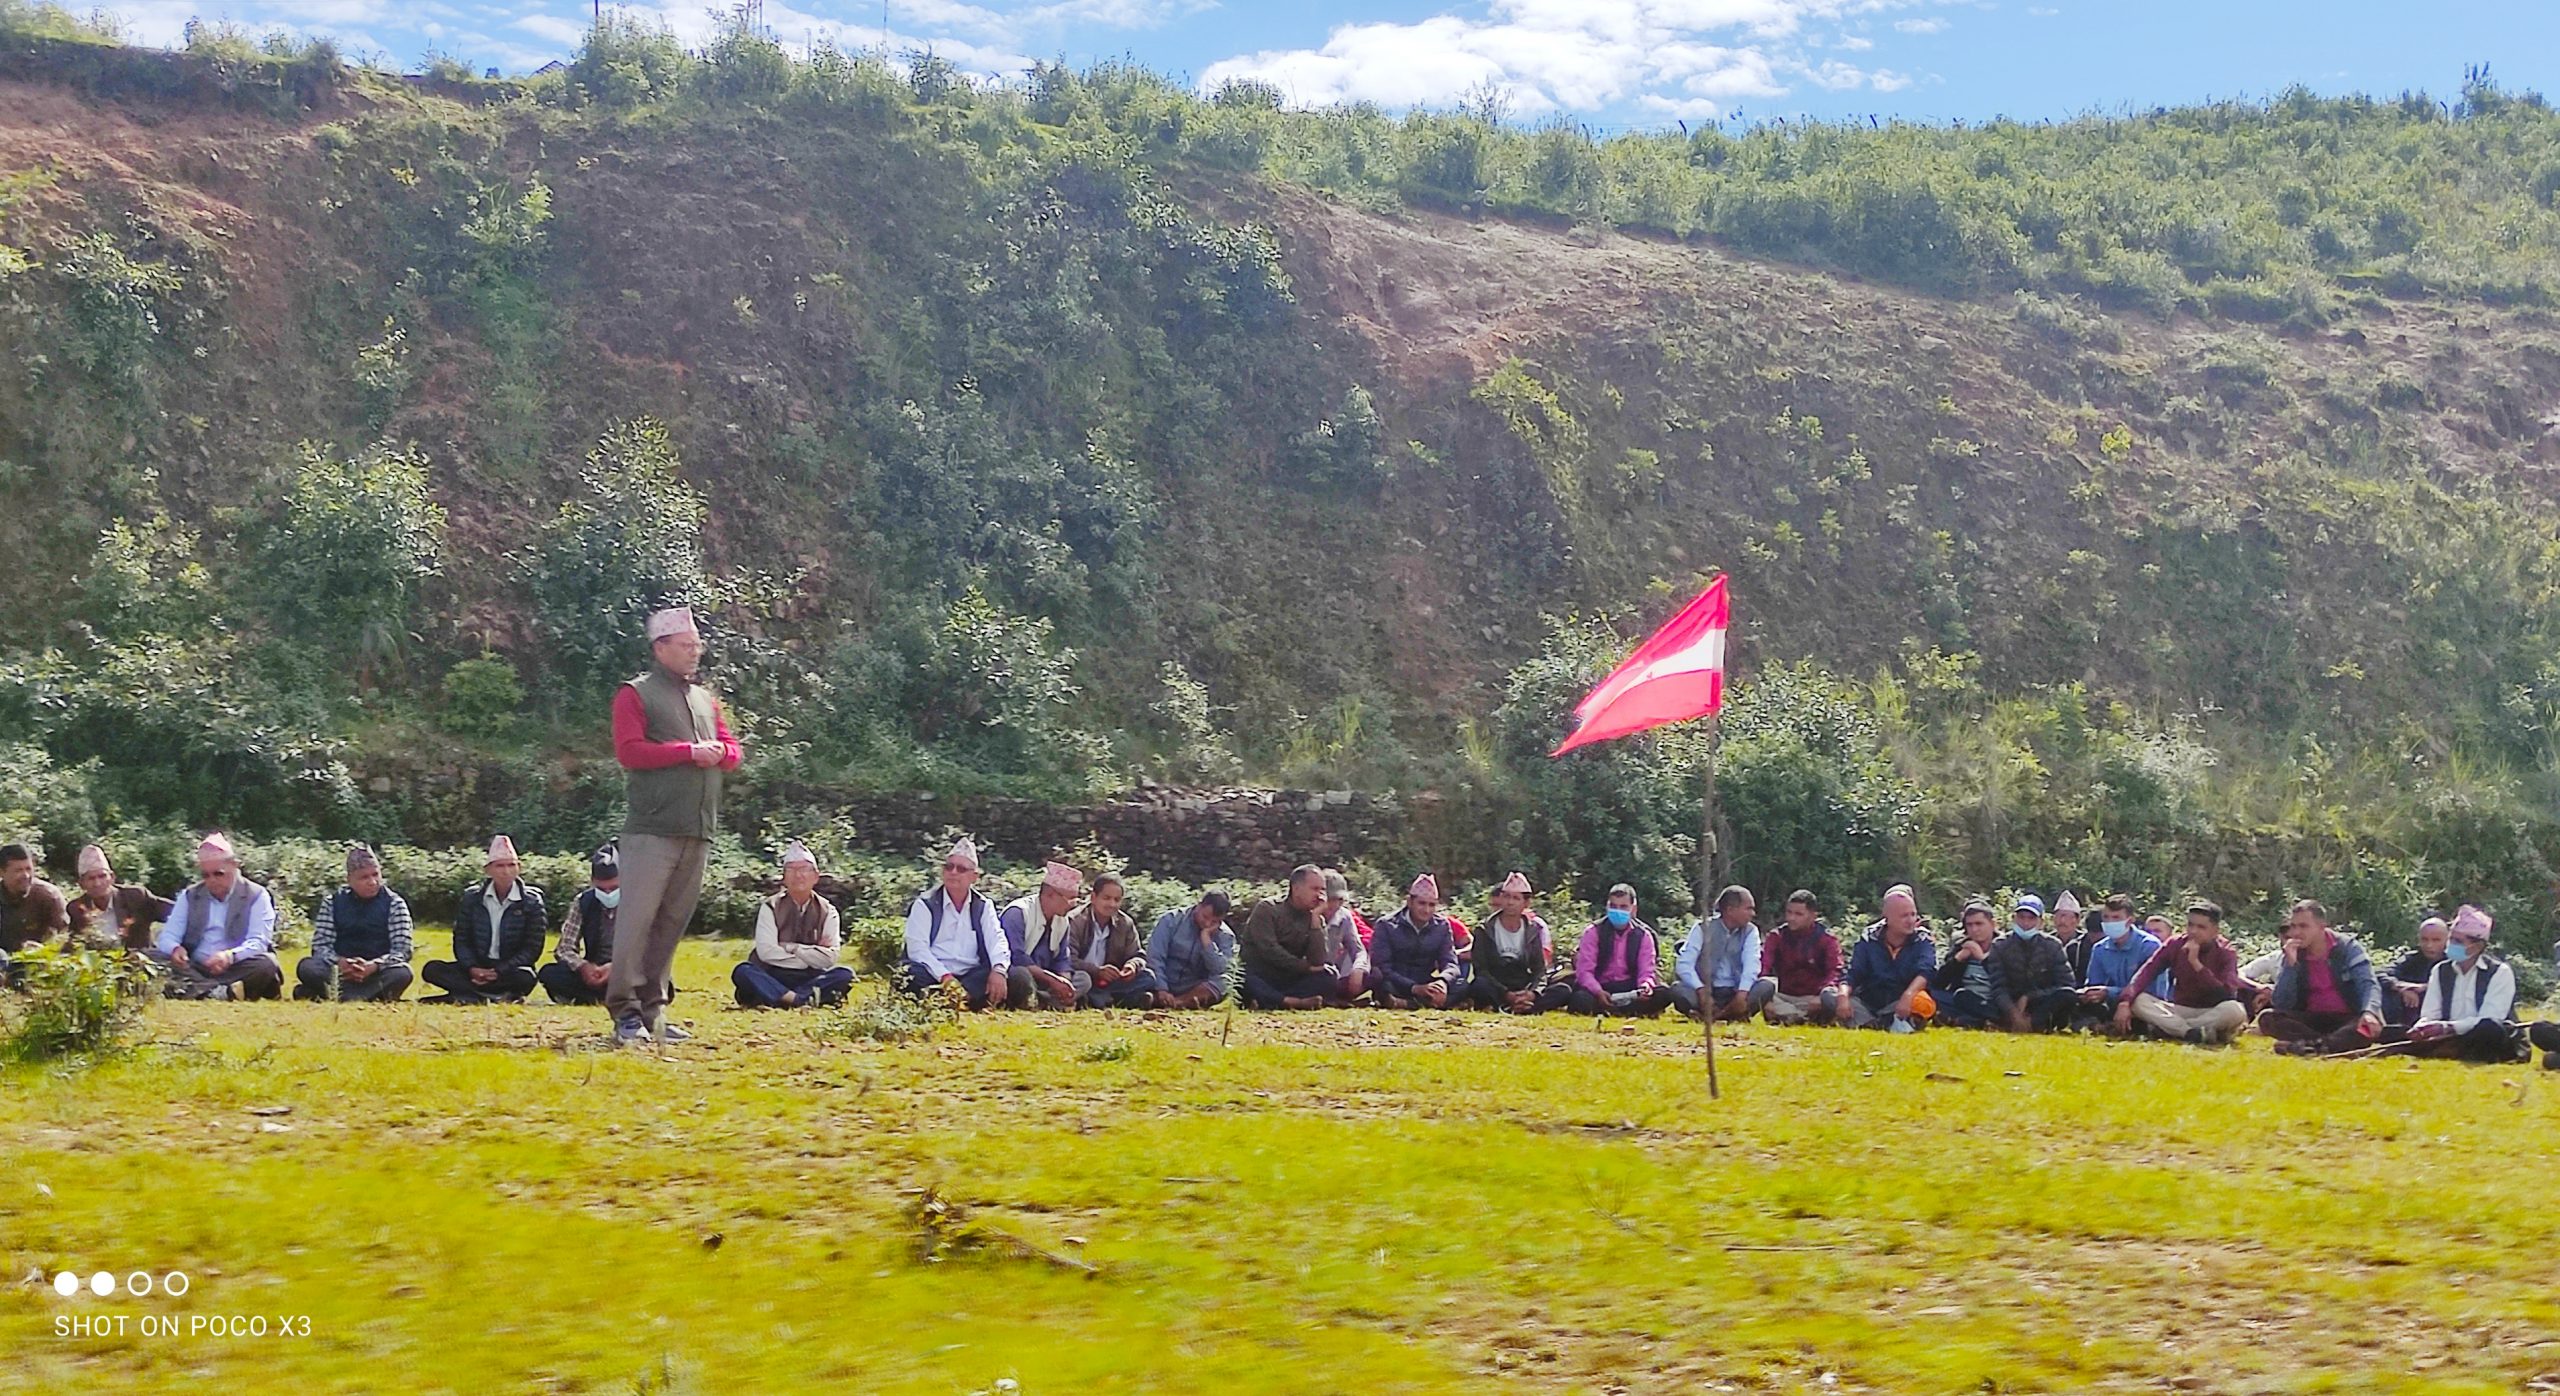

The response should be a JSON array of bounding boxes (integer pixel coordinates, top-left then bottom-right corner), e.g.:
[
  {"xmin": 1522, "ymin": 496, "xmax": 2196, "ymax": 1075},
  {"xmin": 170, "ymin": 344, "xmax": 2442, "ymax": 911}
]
[
  {"xmin": 511, "ymin": 13, "xmax": 584, "ymax": 46},
  {"xmin": 1893, "ymin": 16, "xmax": 1945, "ymax": 32},
  {"xmin": 1197, "ymin": 0, "xmax": 1949, "ymax": 118}
]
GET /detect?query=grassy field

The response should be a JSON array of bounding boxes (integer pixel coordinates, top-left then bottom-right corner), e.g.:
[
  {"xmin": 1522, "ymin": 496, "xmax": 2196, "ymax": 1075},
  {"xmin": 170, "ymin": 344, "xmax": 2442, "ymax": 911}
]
[{"xmin": 3, "ymin": 939, "xmax": 2556, "ymax": 1395}]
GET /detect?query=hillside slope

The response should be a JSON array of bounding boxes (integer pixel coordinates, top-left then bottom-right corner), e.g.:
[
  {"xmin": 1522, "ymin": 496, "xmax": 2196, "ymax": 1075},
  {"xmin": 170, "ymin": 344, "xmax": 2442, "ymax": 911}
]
[{"xmin": 5, "ymin": 43, "xmax": 2560, "ymax": 937}]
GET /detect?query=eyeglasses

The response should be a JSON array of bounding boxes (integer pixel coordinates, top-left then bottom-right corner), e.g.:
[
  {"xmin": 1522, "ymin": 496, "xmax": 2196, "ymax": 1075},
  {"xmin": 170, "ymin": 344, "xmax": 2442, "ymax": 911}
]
[{"xmin": 942, "ymin": 862, "xmax": 974, "ymax": 874}]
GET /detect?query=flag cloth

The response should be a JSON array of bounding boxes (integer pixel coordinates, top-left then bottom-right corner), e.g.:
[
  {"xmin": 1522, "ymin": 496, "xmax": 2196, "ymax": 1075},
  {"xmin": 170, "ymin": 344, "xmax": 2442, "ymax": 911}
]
[{"xmin": 1550, "ymin": 575, "xmax": 1729, "ymax": 756}]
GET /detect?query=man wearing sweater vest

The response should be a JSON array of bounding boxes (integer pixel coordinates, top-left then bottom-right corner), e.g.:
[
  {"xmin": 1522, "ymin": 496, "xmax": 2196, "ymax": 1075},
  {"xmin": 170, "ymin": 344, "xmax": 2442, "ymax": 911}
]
[
  {"xmin": 539, "ymin": 844, "xmax": 626, "ymax": 1006},
  {"xmin": 731, "ymin": 842, "xmax": 853, "ymax": 1009},
  {"xmin": 1467, "ymin": 871, "xmax": 1569, "ymax": 1013},
  {"xmin": 154, "ymin": 834, "xmax": 284, "ymax": 1001},
  {"xmin": 2399, "ymin": 905, "xmax": 2522, "ymax": 1062},
  {"xmin": 1002, "ymin": 861, "xmax": 1087, "ymax": 1010},
  {"xmin": 607, "ymin": 606, "xmax": 743, "ymax": 1046},
  {"xmin": 293, "ymin": 844, "xmax": 415, "ymax": 1002},
  {"xmin": 902, "ymin": 838, "xmax": 1009, "ymax": 1009}
]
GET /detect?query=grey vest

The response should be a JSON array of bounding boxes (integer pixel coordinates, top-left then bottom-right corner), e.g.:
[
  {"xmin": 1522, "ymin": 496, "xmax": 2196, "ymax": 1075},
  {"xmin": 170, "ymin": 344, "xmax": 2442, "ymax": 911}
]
[
  {"xmin": 623, "ymin": 667, "xmax": 723, "ymax": 839},
  {"xmin": 172, "ymin": 877, "xmax": 266, "ymax": 954}
]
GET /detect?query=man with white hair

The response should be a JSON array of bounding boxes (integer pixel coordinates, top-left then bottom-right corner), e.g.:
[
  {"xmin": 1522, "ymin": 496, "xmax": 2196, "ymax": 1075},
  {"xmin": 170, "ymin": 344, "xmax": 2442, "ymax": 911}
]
[
  {"xmin": 421, "ymin": 835, "xmax": 547, "ymax": 1004},
  {"xmin": 65, "ymin": 844, "xmax": 170, "ymax": 952},
  {"xmin": 902, "ymin": 837, "xmax": 1009, "ymax": 1009},
  {"xmin": 1004, "ymin": 860, "xmax": 1087, "ymax": 1010},
  {"xmin": 2400, "ymin": 905, "xmax": 2522, "ymax": 1062},
  {"xmin": 293, "ymin": 844, "xmax": 415, "ymax": 1002},
  {"xmin": 731, "ymin": 842, "xmax": 852, "ymax": 1009},
  {"xmin": 607, "ymin": 605, "xmax": 743, "ymax": 1046},
  {"xmin": 153, "ymin": 834, "xmax": 284, "ymax": 1000}
]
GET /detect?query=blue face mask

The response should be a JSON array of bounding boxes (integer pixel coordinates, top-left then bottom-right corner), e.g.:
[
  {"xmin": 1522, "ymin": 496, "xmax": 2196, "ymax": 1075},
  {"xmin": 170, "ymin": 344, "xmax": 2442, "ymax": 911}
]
[
  {"xmin": 595, "ymin": 887, "xmax": 622, "ymax": 909},
  {"xmin": 2446, "ymin": 939, "xmax": 2473, "ymax": 965},
  {"xmin": 2012, "ymin": 921, "xmax": 2041, "ymax": 938},
  {"xmin": 1604, "ymin": 907, "xmax": 1633, "ymax": 928},
  {"xmin": 2102, "ymin": 919, "xmax": 2131, "ymax": 943}
]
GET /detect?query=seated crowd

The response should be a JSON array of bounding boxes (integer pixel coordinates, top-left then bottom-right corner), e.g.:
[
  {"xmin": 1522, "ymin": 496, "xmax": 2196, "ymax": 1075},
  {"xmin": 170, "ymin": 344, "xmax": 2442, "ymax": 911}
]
[{"xmin": 3, "ymin": 830, "xmax": 2553, "ymax": 1065}]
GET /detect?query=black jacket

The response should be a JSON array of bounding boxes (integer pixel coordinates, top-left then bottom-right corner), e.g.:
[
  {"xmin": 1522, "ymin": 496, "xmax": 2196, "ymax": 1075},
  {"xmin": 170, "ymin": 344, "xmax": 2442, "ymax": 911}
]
[{"xmin": 453, "ymin": 880, "xmax": 548, "ymax": 972}]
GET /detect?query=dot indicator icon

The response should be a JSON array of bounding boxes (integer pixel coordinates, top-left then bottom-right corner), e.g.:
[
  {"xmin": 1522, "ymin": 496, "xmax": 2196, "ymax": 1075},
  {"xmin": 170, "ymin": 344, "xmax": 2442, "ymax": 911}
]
[
  {"xmin": 89, "ymin": 1272, "xmax": 115, "ymax": 1297},
  {"xmin": 52, "ymin": 1271, "xmax": 78, "ymax": 1297}
]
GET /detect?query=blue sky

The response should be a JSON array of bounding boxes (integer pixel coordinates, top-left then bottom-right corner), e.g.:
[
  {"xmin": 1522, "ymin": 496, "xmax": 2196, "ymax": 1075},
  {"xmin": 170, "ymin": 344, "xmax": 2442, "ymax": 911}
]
[{"xmin": 97, "ymin": 0, "xmax": 2560, "ymax": 129}]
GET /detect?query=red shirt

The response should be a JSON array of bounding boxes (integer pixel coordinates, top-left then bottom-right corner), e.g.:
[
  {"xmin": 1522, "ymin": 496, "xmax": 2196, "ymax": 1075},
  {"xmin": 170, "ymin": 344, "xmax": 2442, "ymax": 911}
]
[
  {"xmin": 610, "ymin": 684, "xmax": 742, "ymax": 772},
  {"xmin": 2301, "ymin": 948, "xmax": 2349, "ymax": 1017},
  {"xmin": 1765, "ymin": 923, "xmax": 1844, "ymax": 995}
]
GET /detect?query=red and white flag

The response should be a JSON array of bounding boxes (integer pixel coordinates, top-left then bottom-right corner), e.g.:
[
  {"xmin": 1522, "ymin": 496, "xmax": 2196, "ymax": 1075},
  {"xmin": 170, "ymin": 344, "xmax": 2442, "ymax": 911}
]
[{"xmin": 1549, "ymin": 575, "xmax": 1729, "ymax": 757}]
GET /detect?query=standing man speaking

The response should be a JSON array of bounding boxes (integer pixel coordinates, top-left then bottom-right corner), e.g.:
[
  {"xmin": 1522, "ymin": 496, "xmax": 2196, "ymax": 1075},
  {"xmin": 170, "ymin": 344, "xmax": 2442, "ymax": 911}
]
[{"xmin": 606, "ymin": 606, "xmax": 743, "ymax": 1046}]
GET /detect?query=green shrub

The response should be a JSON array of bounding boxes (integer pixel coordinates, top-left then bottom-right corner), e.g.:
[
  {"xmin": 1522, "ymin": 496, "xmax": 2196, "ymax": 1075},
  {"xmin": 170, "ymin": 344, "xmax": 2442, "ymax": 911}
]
[
  {"xmin": 826, "ymin": 983, "xmax": 954, "ymax": 1043},
  {"xmin": 253, "ymin": 439, "xmax": 446, "ymax": 676},
  {"xmin": 1, "ymin": 943, "xmax": 155, "ymax": 1064},
  {"xmin": 438, "ymin": 654, "xmax": 525, "ymax": 738}
]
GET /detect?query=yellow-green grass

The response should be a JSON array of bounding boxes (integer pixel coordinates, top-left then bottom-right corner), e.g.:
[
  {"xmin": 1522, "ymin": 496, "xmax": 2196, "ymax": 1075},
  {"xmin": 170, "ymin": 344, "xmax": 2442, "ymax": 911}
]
[{"xmin": 3, "ymin": 938, "xmax": 2555, "ymax": 1394}]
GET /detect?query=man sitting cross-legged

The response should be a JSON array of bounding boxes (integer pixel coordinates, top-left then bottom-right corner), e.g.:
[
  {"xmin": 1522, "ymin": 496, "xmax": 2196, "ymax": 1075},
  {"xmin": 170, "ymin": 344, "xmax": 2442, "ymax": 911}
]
[
  {"xmin": 2256, "ymin": 899, "xmax": 2385, "ymax": 1057},
  {"xmin": 154, "ymin": 834, "xmax": 285, "ymax": 1001},
  {"xmin": 1371, "ymin": 873, "xmax": 1463, "ymax": 1010},
  {"xmin": 901, "ymin": 838, "xmax": 1009, "ymax": 1010},
  {"xmin": 1673, "ymin": 885, "xmax": 1778, "ymax": 1023},
  {"xmin": 1932, "ymin": 902, "xmax": 2009, "ymax": 1030},
  {"xmin": 539, "ymin": 844, "xmax": 630, "ymax": 1007},
  {"xmin": 2118, "ymin": 901, "xmax": 2252, "ymax": 1045},
  {"xmin": 1240, "ymin": 865, "xmax": 1341, "ymax": 1010},
  {"xmin": 1319, "ymin": 870, "xmax": 1372, "ymax": 1005},
  {"xmin": 1147, "ymin": 890, "xmax": 1237, "ymax": 1009},
  {"xmin": 2378, "ymin": 915, "xmax": 2451, "ymax": 1042},
  {"xmin": 2073, "ymin": 897, "xmax": 2163, "ymax": 1033},
  {"xmin": 1004, "ymin": 861, "xmax": 1087, "ymax": 1011},
  {"xmin": 1988, "ymin": 894, "xmax": 2078, "ymax": 1033},
  {"xmin": 2399, "ymin": 905, "xmax": 2522, "ymax": 1062},
  {"xmin": 65, "ymin": 844, "xmax": 170, "ymax": 954},
  {"xmin": 1066, "ymin": 873, "xmax": 1161, "ymax": 1009},
  {"xmin": 292, "ymin": 844, "xmax": 415, "ymax": 1002},
  {"xmin": 1759, "ymin": 890, "xmax": 1845, "ymax": 1026},
  {"xmin": 1569, "ymin": 884, "xmax": 1669, "ymax": 1017},
  {"xmin": 1847, "ymin": 885, "xmax": 1937, "ymax": 1032},
  {"xmin": 421, "ymin": 835, "xmax": 547, "ymax": 1004},
  {"xmin": 1466, "ymin": 871, "xmax": 1569, "ymax": 1013},
  {"xmin": 731, "ymin": 842, "xmax": 853, "ymax": 1009}
]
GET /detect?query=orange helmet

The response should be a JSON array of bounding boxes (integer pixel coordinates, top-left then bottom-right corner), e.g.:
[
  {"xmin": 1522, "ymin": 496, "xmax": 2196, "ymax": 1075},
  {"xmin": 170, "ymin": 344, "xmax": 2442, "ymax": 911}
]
[{"xmin": 1908, "ymin": 988, "xmax": 1937, "ymax": 1021}]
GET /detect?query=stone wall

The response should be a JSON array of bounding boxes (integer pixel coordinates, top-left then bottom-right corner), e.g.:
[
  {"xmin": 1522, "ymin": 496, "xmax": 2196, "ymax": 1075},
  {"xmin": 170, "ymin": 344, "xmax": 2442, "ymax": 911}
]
[{"xmin": 353, "ymin": 756, "xmax": 1405, "ymax": 881}]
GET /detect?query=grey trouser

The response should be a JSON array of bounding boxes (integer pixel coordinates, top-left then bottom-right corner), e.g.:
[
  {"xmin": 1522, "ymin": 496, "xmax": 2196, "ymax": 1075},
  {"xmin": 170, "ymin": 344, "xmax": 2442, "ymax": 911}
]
[{"xmin": 605, "ymin": 832, "xmax": 708, "ymax": 1023}]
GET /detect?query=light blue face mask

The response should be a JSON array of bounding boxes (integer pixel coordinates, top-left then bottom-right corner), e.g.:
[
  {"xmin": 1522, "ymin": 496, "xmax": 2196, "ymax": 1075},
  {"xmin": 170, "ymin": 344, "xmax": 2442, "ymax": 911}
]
[
  {"xmin": 595, "ymin": 887, "xmax": 622, "ymax": 909},
  {"xmin": 2446, "ymin": 939, "xmax": 2474, "ymax": 965},
  {"xmin": 2012, "ymin": 921, "xmax": 2042, "ymax": 938},
  {"xmin": 2102, "ymin": 919, "xmax": 2132, "ymax": 943},
  {"xmin": 1605, "ymin": 907, "xmax": 1633, "ymax": 928}
]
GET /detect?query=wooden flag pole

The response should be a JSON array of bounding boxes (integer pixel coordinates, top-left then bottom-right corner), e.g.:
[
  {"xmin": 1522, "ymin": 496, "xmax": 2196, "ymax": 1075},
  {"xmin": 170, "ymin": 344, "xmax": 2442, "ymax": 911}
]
[{"xmin": 1699, "ymin": 711, "xmax": 1722, "ymax": 1100}]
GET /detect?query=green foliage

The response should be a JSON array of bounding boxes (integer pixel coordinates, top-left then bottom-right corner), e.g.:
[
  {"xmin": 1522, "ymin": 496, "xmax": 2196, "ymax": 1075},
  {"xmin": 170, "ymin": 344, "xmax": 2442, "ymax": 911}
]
[
  {"xmin": 562, "ymin": 14, "xmax": 691, "ymax": 110},
  {"xmin": 0, "ymin": 943, "xmax": 154, "ymax": 1064},
  {"xmin": 0, "ymin": 0, "xmax": 119, "ymax": 44},
  {"xmin": 521, "ymin": 419, "xmax": 715, "ymax": 701},
  {"xmin": 826, "ymin": 982, "xmax": 955, "ymax": 1042},
  {"xmin": 50, "ymin": 229, "xmax": 185, "ymax": 386},
  {"xmin": 1489, "ymin": 613, "xmax": 1703, "ymax": 913},
  {"xmin": 1717, "ymin": 661, "xmax": 1919, "ymax": 916},
  {"xmin": 438, "ymin": 654, "xmax": 525, "ymax": 738},
  {"xmin": 252, "ymin": 439, "xmax": 446, "ymax": 677}
]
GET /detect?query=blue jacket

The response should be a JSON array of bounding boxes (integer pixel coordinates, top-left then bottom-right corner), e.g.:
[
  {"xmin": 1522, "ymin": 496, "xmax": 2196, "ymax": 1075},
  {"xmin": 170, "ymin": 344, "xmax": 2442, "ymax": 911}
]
[
  {"xmin": 2270, "ymin": 931, "xmax": 2383, "ymax": 1018},
  {"xmin": 1369, "ymin": 907, "xmax": 1460, "ymax": 997},
  {"xmin": 1848, "ymin": 922, "xmax": 1938, "ymax": 1013},
  {"xmin": 2080, "ymin": 926, "xmax": 2164, "ymax": 1007},
  {"xmin": 1147, "ymin": 907, "xmax": 1236, "ymax": 994}
]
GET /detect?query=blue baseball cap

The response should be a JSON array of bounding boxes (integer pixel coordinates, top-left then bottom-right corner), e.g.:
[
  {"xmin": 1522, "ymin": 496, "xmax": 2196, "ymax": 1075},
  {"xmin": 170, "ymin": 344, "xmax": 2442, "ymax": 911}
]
[{"xmin": 2012, "ymin": 894, "xmax": 2046, "ymax": 917}]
